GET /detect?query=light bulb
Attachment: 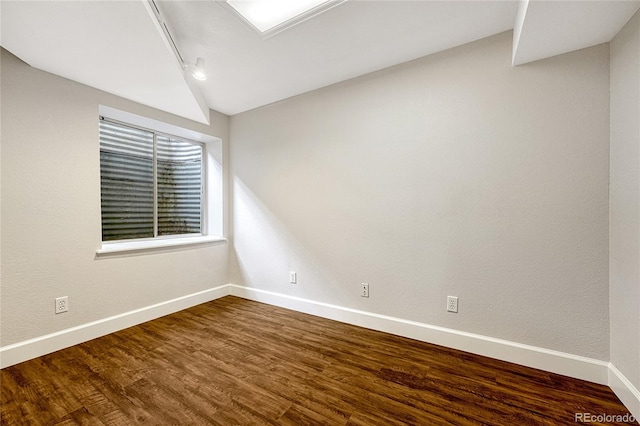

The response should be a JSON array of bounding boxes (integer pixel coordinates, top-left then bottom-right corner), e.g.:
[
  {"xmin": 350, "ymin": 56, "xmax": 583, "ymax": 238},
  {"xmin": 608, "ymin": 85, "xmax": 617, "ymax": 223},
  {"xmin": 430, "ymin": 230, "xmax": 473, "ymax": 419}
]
[{"xmin": 192, "ymin": 57, "xmax": 206, "ymax": 81}]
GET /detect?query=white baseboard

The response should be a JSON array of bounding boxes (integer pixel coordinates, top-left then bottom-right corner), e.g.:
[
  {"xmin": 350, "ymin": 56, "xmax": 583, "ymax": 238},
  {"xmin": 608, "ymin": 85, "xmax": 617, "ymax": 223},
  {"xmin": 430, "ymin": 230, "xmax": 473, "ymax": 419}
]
[
  {"xmin": 228, "ymin": 284, "xmax": 610, "ymax": 385},
  {"xmin": 3, "ymin": 283, "xmax": 635, "ymax": 417},
  {"xmin": 0, "ymin": 283, "xmax": 615, "ymax": 388},
  {"xmin": 0, "ymin": 285, "xmax": 230, "ymax": 369},
  {"xmin": 609, "ymin": 363, "xmax": 640, "ymax": 421}
]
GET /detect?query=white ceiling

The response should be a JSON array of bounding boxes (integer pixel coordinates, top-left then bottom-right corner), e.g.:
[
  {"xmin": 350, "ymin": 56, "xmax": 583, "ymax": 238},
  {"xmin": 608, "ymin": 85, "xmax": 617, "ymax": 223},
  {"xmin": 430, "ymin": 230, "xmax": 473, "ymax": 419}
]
[
  {"xmin": 0, "ymin": 0, "xmax": 210, "ymax": 123},
  {"xmin": 513, "ymin": 0, "xmax": 640, "ymax": 65},
  {"xmin": 160, "ymin": 0, "xmax": 518, "ymax": 115},
  {"xmin": 2, "ymin": 0, "xmax": 639, "ymax": 120}
]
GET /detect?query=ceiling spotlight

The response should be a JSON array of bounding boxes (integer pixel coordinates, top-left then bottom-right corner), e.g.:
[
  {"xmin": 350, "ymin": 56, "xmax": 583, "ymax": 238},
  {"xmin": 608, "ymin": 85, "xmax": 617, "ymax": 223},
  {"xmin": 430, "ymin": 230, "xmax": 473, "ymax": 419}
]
[{"xmin": 189, "ymin": 57, "xmax": 207, "ymax": 81}]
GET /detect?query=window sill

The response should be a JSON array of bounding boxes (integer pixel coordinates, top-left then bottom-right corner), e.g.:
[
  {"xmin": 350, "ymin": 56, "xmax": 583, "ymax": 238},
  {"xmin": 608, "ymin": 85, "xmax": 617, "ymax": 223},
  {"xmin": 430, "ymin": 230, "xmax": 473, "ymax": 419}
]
[{"xmin": 96, "ymin": 235, "xmax": 227, "ymax": 257}]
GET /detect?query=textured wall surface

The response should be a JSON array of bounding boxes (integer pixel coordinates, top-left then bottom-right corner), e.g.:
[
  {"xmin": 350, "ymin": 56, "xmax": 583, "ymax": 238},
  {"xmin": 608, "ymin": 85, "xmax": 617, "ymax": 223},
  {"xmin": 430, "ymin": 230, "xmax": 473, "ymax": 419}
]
[
  {"xmin": 610, "ymin": 9, "xmax": 640, "ymax": 392},
  {"xmin": 0, "ymin": 49, "xmax": 230, "ymax": 346},
  {"xmin": 230, "ymin": 32, "xmax": 611, "ymax": 360}
]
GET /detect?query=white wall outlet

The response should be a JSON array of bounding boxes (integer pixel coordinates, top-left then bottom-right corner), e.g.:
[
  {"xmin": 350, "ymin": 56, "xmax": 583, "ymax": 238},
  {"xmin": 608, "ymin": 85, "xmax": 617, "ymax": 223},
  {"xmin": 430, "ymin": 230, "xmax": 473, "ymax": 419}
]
[
  {"xmin": 447, "ymin": 296, "xmax": 458, "ymax": 313},
  {"xmin": 361, "ymin": 283, "xmax": 369, "ymax": 298},
  {"xmin": 55, "ymin": 296, "xmax": 68, "ymax": 314},
  {"xmin": 289, "ymin": 271, "xmax": 297, "ymax": 284}
]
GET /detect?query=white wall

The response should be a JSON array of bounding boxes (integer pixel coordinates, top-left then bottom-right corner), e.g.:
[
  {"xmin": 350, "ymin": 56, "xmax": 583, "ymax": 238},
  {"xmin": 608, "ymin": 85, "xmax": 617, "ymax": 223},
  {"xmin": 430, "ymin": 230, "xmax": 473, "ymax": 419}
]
[
  {"xmin": 610, "ymin": 8, "xmax": 640, "ymax": 411},
  {"xmin": 0, "ymin": 49, "xmax": 230, "ymax": 347},
  {"xmin": 230, "ymin": 31, "xmax": 611, "ymax": 360}
]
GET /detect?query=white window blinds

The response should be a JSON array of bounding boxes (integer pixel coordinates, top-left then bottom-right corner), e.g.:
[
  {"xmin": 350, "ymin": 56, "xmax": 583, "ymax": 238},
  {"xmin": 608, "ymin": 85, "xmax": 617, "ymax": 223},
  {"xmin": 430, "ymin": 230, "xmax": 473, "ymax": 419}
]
[{"xmin": 99, "ymin": 119, "xmax": 203, "ymax": 242}]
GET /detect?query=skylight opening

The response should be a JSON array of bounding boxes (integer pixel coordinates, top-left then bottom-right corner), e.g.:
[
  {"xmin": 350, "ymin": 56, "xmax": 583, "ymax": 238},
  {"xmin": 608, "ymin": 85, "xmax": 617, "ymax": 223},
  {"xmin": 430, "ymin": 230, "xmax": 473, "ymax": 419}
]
[{"xmin": 225, "ymin": 0, "xmax": 345, "ymax": 38}]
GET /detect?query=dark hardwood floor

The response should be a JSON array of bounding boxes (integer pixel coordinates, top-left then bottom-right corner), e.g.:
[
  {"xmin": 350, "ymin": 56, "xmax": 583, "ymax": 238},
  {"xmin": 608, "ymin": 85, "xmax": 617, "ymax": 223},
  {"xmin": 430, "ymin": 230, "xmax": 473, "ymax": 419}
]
[{"xmin": 1, "ymin": 296, "xmax": 636, "ymax": 425}]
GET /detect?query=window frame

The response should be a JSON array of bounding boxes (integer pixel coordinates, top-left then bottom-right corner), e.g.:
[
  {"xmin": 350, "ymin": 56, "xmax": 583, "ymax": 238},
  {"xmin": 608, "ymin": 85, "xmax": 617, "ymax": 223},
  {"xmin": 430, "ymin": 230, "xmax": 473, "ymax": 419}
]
[
  {"xmin": 96, "ymin": 106, "xmax": 225, "ymax": 257},
  {"xmin": 99, "ymin": 116, "xmax": 207, "ymax": 242}
]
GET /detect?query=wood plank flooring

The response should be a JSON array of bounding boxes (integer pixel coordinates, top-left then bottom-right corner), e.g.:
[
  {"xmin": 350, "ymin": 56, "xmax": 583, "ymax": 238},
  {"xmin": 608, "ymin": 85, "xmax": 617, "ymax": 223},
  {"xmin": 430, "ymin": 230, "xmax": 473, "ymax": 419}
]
[{"xmin": 1, "ymin": 296, "xmax": 636, "ymax": 425}]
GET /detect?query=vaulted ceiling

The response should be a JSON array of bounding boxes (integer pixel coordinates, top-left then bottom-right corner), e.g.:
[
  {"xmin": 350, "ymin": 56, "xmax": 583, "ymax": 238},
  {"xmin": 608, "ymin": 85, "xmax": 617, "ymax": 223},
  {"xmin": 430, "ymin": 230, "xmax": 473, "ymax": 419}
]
[{"xmin": 2, "ymin": 1, "xmax": 639, "ymax": 124}]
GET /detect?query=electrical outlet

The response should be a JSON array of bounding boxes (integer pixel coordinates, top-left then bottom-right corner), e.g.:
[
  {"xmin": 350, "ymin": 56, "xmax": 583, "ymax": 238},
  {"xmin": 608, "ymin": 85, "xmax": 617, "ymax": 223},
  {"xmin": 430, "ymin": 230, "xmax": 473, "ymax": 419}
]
[
  {"xmin": 55, "ymin": 296, "xmax": 68, "ymax": 314},
  {"xmin": 289, "ymin": 271, "xmax": 297, "ymax": 284},
  {"xmin": 361, "ymin": 283, "xmax": 369, "ymax": 298},
  {"xmin": 447, "ymin": 296, "xmax": 458, "ymax": 313}
]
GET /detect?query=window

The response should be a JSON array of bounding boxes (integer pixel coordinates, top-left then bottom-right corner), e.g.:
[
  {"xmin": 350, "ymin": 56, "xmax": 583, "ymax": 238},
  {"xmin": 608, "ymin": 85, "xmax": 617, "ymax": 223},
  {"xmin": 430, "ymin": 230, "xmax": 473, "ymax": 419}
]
[{"xmin": 99, "ymin": 118, "xmax": 204, "ymax": 242}]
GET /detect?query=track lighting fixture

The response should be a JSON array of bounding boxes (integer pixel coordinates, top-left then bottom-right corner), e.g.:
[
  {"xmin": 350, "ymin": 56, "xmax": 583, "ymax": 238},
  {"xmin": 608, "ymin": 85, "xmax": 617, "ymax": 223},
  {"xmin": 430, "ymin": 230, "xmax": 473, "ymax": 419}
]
[{"xmin": 187, "ymin": 57, "xmax": 207, "ymax": 81}]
